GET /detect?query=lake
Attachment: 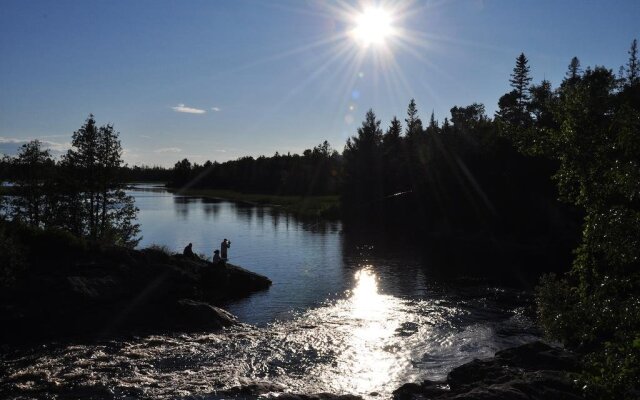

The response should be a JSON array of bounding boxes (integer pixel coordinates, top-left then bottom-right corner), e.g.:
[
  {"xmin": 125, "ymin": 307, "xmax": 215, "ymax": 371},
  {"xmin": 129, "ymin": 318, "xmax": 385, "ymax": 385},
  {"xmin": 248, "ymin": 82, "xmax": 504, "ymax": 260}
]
[{"xmin": 1, "ymin": 184, "xmax": 539, "ymax": 399}]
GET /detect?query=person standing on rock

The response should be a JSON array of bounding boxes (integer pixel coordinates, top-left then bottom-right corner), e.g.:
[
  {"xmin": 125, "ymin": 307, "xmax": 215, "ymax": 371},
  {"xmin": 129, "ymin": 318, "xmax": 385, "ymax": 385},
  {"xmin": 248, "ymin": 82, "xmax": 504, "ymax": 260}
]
[{"xmin": 220, "ymin": 238, "xmax": 231, "ymax": 261}]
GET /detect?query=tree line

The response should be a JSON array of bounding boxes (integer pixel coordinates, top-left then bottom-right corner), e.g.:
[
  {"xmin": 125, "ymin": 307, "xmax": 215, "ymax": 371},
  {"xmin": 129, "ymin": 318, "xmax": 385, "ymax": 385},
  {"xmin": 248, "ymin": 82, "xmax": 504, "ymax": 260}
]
[
  {"xmin": 1, "ymin": 115, "xmax": 140, "ymax": 248},
  {"xmin": 499, "ymin": 40, "xmax": 639, "ymax": 399},
  {"xmin": 167, "ymin": 140, "xmax": 341, "ymax": 196}
]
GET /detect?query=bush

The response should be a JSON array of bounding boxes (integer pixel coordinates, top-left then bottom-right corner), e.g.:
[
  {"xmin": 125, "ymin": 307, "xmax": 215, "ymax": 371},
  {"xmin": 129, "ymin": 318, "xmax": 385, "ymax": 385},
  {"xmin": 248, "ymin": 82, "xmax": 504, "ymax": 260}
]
[{"xmin": 0, "ymin": 225, "xmax": 25, "ymax": 287}]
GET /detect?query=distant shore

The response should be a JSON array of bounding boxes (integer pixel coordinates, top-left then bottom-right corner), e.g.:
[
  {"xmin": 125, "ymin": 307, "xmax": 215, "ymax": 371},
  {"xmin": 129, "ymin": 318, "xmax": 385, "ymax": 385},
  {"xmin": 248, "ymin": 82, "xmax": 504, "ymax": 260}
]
[{"xmin": 164, "ymin": 186, "xmax": 341, "ymax": 219}]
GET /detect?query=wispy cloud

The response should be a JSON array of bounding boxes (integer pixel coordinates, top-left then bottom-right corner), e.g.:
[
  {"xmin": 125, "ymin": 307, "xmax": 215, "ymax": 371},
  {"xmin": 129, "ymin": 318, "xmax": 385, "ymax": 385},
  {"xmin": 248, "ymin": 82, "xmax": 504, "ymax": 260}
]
[
  {"xmin": 140, "ymin": 134, "xmax": 152, "ymax": 139},
  {"xmin": 0, "ymin": 136, "xmax": 70, "ymax": 156},
  {"xmin": 211, "ymin": 107, "xmax": 221, "ymax": 112},
  {"xmin": 171, "ymin": 104, "xmax": 206, "ymax": 114},
  {"xmin": 153, "ymin": 147, "xmax": 182, "ymax": 153}
]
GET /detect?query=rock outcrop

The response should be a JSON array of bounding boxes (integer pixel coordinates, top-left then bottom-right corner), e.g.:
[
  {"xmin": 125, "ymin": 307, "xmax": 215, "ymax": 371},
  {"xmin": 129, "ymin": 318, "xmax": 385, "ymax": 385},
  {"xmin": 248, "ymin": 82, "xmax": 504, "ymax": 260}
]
[
  {"xmin": 393, "ymin": 341, "xmax": 583, "ymax": 400},
  {"xmin": 0, "ymin": 243, "xmax": 271, "ymax": 343}
]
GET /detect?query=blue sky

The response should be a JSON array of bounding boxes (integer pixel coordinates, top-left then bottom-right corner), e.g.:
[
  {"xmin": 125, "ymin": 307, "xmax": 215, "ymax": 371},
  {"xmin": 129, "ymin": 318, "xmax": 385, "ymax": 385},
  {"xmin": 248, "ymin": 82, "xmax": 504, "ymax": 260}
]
[{"xmin": 1, "ymin": 0, "xmax": 638, "ymax": 166}]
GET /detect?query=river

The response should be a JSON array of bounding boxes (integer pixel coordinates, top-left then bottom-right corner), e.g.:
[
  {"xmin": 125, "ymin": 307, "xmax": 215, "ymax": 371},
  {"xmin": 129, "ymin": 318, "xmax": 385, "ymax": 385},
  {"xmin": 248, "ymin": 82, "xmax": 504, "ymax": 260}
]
[{"xmin": 1, "ymin": 184, "xmax": 540, "ymax": 399}]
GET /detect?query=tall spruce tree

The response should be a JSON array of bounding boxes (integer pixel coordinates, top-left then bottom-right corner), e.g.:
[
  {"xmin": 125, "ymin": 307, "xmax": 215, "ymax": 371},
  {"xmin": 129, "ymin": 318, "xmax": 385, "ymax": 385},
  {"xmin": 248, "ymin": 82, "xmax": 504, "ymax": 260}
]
[
  {"xmin": 404, "ymin": 99, "xmax": 423, "ymax": 138},
  {"xmin": 625, "ymin": 38, "xmax": 639, "ymax": 85},
  {"xmin": 566, "ymin": 56, "xmax": 582, "ymax": 81},
  {"xmin": 510, "ymin": 53, "xmax": 533, "ymax": 105},
  {"xmin": 64, "ymin": 115, "xmax": 140, "ymax": 247},
  {"xmin": 342, "ymin": 110, "xmax": 384, "ymax": 221}
]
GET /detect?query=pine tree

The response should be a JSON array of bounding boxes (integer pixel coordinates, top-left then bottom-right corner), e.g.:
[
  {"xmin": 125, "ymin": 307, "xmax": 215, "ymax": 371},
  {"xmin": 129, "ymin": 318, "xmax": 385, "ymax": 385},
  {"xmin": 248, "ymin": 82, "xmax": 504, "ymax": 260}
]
[
  {"xmin": 64, "ymin": 116, "xmax": 140, "ymax": 246},
  {"xmin": 564, "ymin": 57, "xmax": 582, "ymax": 86},
  {"xmin": 404, "ymin": 99, "xmax": 423, "ymax": 138},
  {"xmin": 426, "ymin": 110, "xmax": 439, "ymax": 135},
  {"xmin": 510, "ymin": 53, "xmax": 533, "ymax": 106},
  {"xmin": 10, "ymin": 140, "xmax": 53, "ymax": 227},
  {"xmin": 626, "ymin": 38, "xmax": 639, "ymax": 84},
  {"xmin": 342, "ymin": 110, "xmax": 384, "ymax": 220},
  {"xmin": 497, "ymin": 53, "xmax": 533, "ymax": 130}
]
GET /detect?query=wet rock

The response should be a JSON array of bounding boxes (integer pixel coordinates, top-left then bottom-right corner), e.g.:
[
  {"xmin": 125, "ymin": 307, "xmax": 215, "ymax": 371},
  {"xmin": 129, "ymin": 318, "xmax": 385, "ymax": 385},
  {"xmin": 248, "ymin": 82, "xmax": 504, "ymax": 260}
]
[
  {"xmin": 393, "ymin": 380, "xmax": 449, "ymax": 400},
  {"xmin": 212, "ymin": 384, "xmax": 363, "ymax": 400},
  {"xmin": 277, "ymin": 394, "xmax": 363, "ymax": 400},
  {"xmin": 173, "ymin": 299, "xmax": 237, "ymax": 329},
  {"xmin": 393, "ymin": 342, "xmax": 583, "ymax": 400},
  {"xmin": 219, "ymin": 382, "xmax": 287, "ymax": 396}
]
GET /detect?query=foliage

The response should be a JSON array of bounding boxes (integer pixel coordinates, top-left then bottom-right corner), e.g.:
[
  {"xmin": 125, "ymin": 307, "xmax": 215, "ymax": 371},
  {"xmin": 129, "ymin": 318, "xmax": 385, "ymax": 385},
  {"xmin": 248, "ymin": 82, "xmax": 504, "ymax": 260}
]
[
  {"xmin": 146, "ymin": 243, "xmax": 174, "ymax": 256},
  {"xmin": 62, "ymin": 116, "xmax": 140, "ymax": 246},
  {"xmin": 167, "ymin": 141, "xmax": 341, "ymax": 197},
  {"xmin": 499, "ymin": 41, "xmax": 640, "ymax": 398},
  {"xmin": 3, "ymin": 116, "xmax": 140, "ymax": 248},
  {"xmin": 0, "ymin": 223, "xmax": 26, "ymax": 287},
  {"xmin": 9, "ymin": 140, "xmax": 54, "ymax": 227},
  {"xmin": 339, "ymin": 98, "xmax": 572, "ymax": 250}
]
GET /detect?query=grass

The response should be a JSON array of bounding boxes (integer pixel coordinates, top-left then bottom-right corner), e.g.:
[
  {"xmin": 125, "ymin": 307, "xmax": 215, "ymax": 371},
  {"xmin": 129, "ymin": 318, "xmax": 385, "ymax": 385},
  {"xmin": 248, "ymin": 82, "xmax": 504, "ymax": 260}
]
[{"xmin": 166, "ymin": 188, "xmax": 341, "ymax": 219}]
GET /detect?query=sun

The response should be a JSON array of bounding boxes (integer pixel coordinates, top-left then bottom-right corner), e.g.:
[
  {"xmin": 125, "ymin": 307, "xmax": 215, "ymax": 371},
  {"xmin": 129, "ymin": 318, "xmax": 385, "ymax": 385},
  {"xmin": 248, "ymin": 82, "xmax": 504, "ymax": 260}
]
[{"xmin": 351, "ymin": 7, "xmax": 394, "ymax": 47}]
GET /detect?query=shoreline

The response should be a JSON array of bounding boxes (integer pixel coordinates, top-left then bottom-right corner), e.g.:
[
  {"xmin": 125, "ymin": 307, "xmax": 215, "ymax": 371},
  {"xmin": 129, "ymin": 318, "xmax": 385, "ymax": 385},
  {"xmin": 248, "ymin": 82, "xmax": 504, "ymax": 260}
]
[{"xmin": 163, "ymin": 186, "xmax": 341, "ymax": 219}]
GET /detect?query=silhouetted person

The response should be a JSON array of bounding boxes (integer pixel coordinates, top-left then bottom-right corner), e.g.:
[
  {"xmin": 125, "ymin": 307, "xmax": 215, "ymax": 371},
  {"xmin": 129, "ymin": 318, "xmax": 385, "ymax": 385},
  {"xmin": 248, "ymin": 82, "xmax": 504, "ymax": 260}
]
[
  {"xmin": 212, "ymin": 249, "xmax": 223, "ymax": 266},
  {"xmin": 183, "ymin": 242, "xmax": 196, "ymax": 259},
  {"xmin": 220, "ymin": 238, "xmax": 231, "ymax": 260}
]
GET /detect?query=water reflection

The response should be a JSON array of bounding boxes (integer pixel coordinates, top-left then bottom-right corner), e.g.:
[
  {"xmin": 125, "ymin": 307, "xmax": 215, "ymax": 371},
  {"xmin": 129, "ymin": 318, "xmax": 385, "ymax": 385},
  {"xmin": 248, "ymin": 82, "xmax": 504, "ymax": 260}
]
[
  {"xmin": 1, "ymin": 270, "xmax": 540, "ymax": 400},
  {"xmin": 338, "ymin": 268, "xmax": 402, "ymax": 394}
]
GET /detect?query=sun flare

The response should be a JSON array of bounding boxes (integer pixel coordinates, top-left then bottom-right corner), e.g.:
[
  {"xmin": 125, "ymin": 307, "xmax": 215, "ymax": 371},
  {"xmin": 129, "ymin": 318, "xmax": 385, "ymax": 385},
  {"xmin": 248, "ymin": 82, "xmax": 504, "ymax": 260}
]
[{"xmin": 351, "ymin": 7, "xmax": 394, "ymax": 47}]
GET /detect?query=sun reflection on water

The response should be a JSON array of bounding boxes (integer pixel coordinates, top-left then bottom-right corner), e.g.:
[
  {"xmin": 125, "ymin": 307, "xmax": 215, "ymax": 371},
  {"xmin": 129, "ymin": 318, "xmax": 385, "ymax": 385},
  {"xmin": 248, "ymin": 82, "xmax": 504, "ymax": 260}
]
[{"xmin": 333, "ymin": 267, "xmax": 406, "ymax": 395}]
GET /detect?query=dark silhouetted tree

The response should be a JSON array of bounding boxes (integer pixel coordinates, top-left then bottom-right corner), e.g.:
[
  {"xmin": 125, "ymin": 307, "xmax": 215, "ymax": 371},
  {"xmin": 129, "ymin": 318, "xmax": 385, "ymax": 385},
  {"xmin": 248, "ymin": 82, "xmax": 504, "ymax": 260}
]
[
  {"xmin": 9, "ymin": 140, "xmax": 53, "ymax": 227},
  {"xmin": 626, "ymin": 38, "xmax": 639, "ymax": 84},
  {"xmin": 63, "ymin": 115, "xmax": 140, "ymax": 246}
]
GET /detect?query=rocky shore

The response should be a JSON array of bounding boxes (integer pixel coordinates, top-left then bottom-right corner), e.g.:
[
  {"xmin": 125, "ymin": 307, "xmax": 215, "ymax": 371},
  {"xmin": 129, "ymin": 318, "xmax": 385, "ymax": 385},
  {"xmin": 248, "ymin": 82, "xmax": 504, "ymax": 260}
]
[
  {"xmin": 165, "ymin": 342, "xmax": 581, "ymax": 400},
  {"xmin": 393, "ymin": 341, "xmax": 583, "ymax": 400},
  {"xmin": 0, "ymin": 233, "xmax": 271, "ymax": 343}
]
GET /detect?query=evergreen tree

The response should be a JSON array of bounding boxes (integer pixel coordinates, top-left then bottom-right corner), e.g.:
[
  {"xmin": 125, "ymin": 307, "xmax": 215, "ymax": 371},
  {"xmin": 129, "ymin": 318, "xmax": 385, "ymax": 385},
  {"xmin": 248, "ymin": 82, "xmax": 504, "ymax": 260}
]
[
  {"xmin": 501, "ymin": 52, "xmax": 640, "ymax": 399},
  {"xmin": 342, "ymin": 110, "xmax": 384, "ymax": 221},
  {"xmin": 626, "ymin": 38, "xmax": 639, "ymax": 84},
  {"xmin": 10, "ymin": 140, "xmax": 53, "ymax": 227},
  {"xmin": 64, "ymin": 116, "xmax": 140, "ymax": 246},
  {"xmin": 566, "ymin": 56, "xmax": 582, "ymax": 83},
  {"xmin": 404, "ymin": 99, "xmax": 423, "ymax": 138},
  {"xmin": 510, "ymin": 53, "xmax": 533, "ymax": 104},
  {"xmin": 382, "ymin": 117, "xmax": 404, "ymax": 195}
]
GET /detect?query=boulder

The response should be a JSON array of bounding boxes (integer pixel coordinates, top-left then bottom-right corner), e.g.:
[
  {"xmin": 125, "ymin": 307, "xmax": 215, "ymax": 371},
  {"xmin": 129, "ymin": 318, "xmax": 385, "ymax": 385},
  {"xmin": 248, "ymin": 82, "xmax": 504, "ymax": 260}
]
[
  {"xmin": 214, "ymin": 383, "xmax": 363, "ymax": 400},
  {"xmin": 173, "ymin": 299, "xmax": 237, "ymax": 329},
  {"xmin": 393, "ymin": 341, "xmax": 583, "ymax": 400}
]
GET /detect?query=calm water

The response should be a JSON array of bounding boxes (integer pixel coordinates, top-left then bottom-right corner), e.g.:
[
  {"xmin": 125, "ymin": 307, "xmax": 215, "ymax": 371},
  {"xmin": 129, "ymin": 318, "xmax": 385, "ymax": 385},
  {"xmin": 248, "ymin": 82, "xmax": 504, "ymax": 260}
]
[{"xmin": 1, "ymin": 184, "xmax": 539, "ymax": 399}]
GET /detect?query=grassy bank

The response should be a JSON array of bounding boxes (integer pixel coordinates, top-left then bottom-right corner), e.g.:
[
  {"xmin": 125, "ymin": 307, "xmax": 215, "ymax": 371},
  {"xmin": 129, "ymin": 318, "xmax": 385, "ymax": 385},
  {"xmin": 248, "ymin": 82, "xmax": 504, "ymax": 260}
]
[{"xmin": 166, "ymin": 187, "xmax": 341, "ymax": 219}]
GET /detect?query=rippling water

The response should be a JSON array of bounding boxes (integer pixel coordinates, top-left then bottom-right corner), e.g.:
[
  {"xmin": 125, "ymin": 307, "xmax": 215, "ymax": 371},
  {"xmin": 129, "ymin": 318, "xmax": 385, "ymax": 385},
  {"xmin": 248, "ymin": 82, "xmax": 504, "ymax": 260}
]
[{"xmin": 0, "ymin": 184, "xmax": 540, "ymax": 399}]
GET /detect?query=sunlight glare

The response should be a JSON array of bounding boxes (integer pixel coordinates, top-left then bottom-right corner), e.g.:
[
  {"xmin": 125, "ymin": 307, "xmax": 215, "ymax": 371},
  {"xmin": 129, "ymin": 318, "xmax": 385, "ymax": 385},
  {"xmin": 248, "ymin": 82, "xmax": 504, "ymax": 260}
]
[
  {"xmin": 352, "ymin": 7, "xmax": 394, "ymax": 47},
  {"xmin": 344, "ymin": 267, "xmax": 402, "ymax": 393}
]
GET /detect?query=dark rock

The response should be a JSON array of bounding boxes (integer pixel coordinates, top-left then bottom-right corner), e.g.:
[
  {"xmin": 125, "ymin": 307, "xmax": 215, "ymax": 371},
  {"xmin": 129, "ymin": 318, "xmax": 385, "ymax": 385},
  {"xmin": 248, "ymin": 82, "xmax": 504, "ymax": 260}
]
[
  {"xmin": 0, "ymin": 241, "xmax": 271, "ymax": 343},
  {"xmin": 211, "ymin": 384, "xmax": 363, "ymax": 400},
  {"xmin": 493, "ymin": 341, "xmax": 580, "ymax": 372},
  {"xmin": 393, "ymin": 380, "xmax": 449, "ymax": 400},
  {"xmin": 66, "ymin": 275, "xmax": 123, "ymax": 301},
  {"xmin": 220, "ymin": 382, "xmax": 287, "ymax": 396},
  {"xmin": 394, "ymin": 342, "xmax": 583, "ymax": 400},
  {"xmin": 277, "ymin": 393, "xmax": 363, "ymax": 400},
  {"xmin": 173, "ymin": 299, "xmax": 237, "ymax": 329}
]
